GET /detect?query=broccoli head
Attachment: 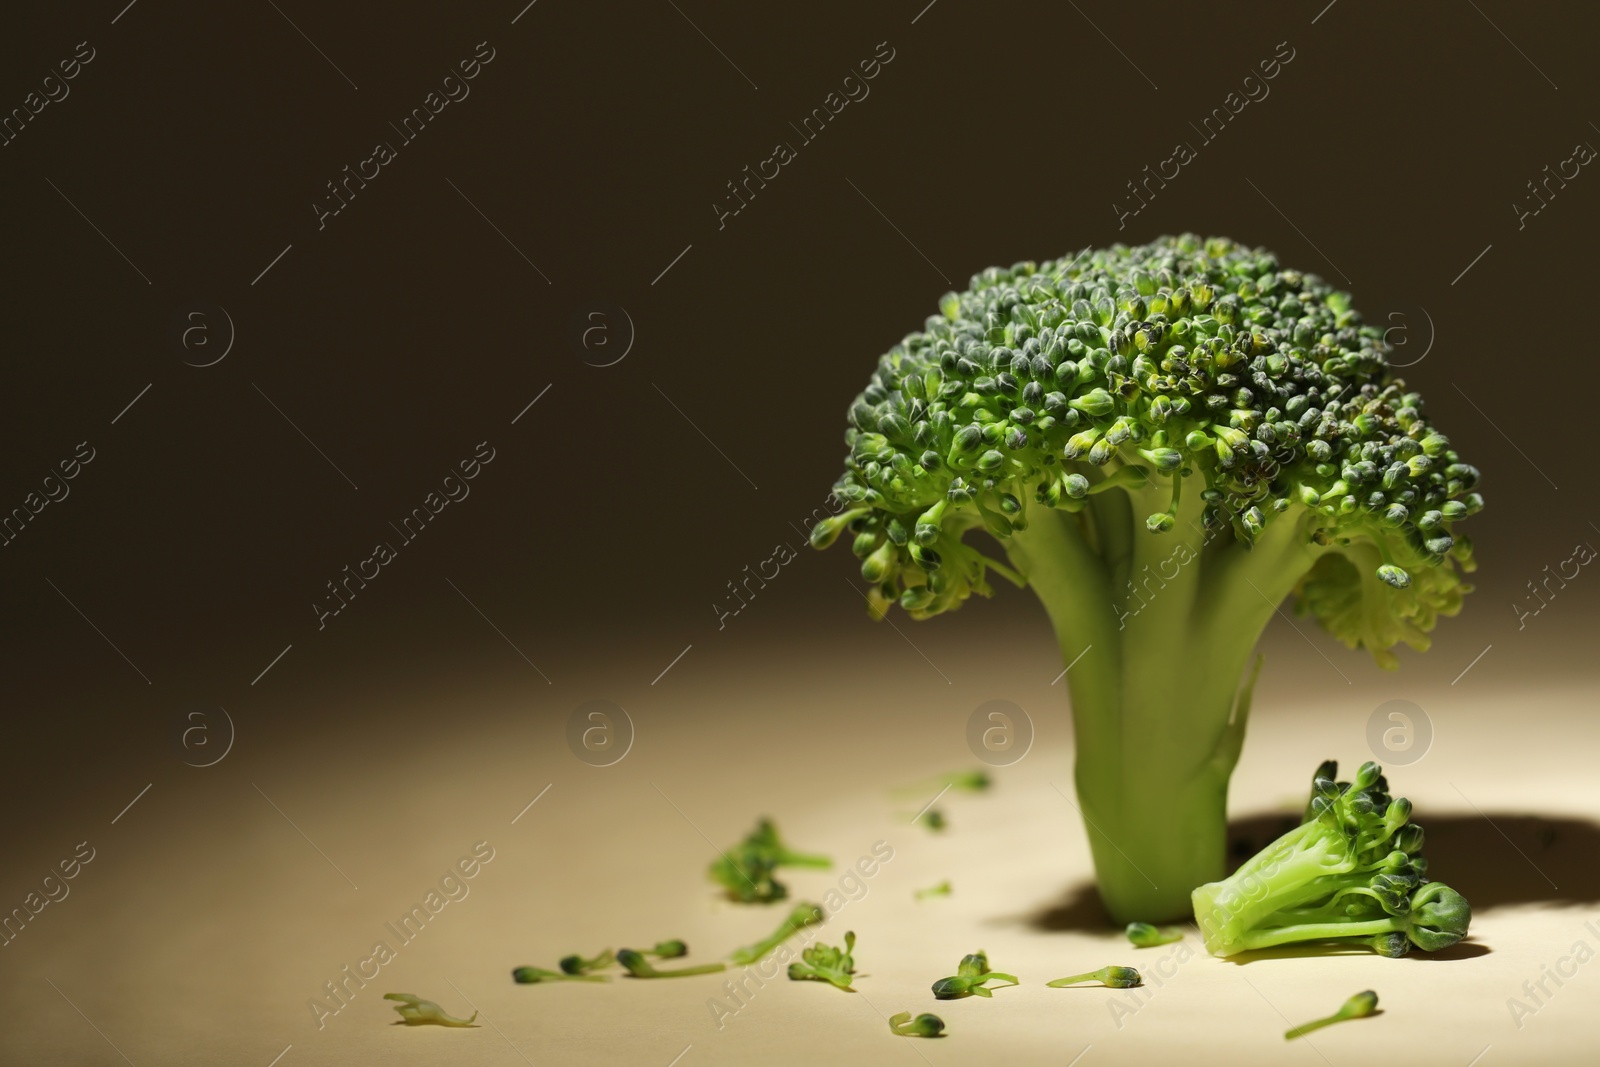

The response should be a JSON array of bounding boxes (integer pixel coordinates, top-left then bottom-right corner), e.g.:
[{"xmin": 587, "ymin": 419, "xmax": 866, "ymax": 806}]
[{"xmin": 811, "ymin": 235, "xmax": 1481, "ymax": 921}]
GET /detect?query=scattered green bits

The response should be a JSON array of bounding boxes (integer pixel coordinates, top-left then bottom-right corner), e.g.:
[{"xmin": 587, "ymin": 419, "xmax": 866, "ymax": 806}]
[
  {"xmin": 1125, "ymin": 922, "xmax": 1184, "ymax": 947},
  {"xmin": 384, "ymin": 993, "xmax": 478, "ymax": 1026},
  {"xmin": 787, "ymin": 931, "xmax": 858, "ymax": 991},
  {"xmin": 1285, "ymin": 990, "xmax": 1379, "ymax": 1040},
  {"xmin": 888, "ymin": 1011, "xmax": 946, "ymax": 1037},
  {"xmin": 1046, "ymin": 965, "xmax": 1142, "ymax": 989},
  {"xmin": 932, "ymin": 950, "xmax": 1019, "ymax": 999}
]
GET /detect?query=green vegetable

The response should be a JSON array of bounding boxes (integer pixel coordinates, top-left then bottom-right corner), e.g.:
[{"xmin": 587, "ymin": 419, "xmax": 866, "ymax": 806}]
[
  {"xmin": 708, "ymin": 818, "xmax": 832, "ymax": 903},
  {"xmin": 1285, "ymin": 990, "xmax": 1379, "ymax": 1040},
  {"xmin": 647, "ymin": 939, "xmax": 688, "ymax": 959},
  {"xmin": 787, "ymin": 930, "xmax": 858, "ymax": 991},
  {"xmin": 383, "ymin": 993, "xmax": 478, "ymax": 1026},
  {"xmin": 615, "ymin": 949, "xmax": 726, "ymax": 978},
  {"xmin": 511, "ymin": 967, "xmax": 607, "ymax": 984},
  {"xmin": 558, "ymin": 948, "xmax": 615, "ymax": 975},
  {"xmin": 729, "ymin": 903, "xmax": 826, "ymax": 966},
  {"xmin": 922, "ymin": 808, "xmax": 947, "ymax": 831},
  {"xmin": 1125, "ymin": 922, "xmax": 1183, "ymax": 947},
  {"xmin": 931, "ymin": 950, "xmax": 1019, "ymax": 999},
  {"xmin": 811, "ymin": 236, "xmax": 1482, "ymax": 922},
  {"xmin": 1046, "ymin": 965, "xmax": 1142, "ymax": 988},
  {"xmin": 1192, "ymin": 760, "xmax": 1471, "ymax": 957},
  {"xmin": 888, "ymin": 1011, "xmax": 946, "ymax": 1037},
  {"xmin": 914, "ymin": 880, "xmax": 952, "ymax": 901}
]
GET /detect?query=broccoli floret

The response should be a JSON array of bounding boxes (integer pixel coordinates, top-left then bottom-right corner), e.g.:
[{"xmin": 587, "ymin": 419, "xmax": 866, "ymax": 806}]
[
  {"xmin": 811, "ymin": 235, "xmax": 1482, "ymax": 922},
  {"xmin": 558, "ymin": 948, "xmax": 615, "ymax": 975},
  {"xmin": 615, "ymin": 949, "xmax": 726, "ymax": 978},
  {"xmin": 914, "ymin": 880, "xmax": 952, "ymax": 901},
  {"xmin": 931, "ymin": 950, "xmax": 1019, "ymax": 999},
  {"xmin": 1125, "ymin": 922, "xmax": 1184, "ymax": 947},
  {"xmin": 1192, "ymin": 760, "xmax": 1471, "ymax": 957},
  {"xmin": 384, "ymin": 993, "xmax": 478, "ymax": 1026},
  {"xmin": 922, "ymin": 808, "xmax": 947, "ymax": 832},
  {"xmin": 708, "ymin": 818, "xmax": 831, "ymax": 903},
  {"xmin": 896, "ymin": 769, "xmax": 992, "ymax": 796},
  {"xmin": 1046, "ymin": 965, "xmax": 1143, "ymax": 988},
  {"xmin": 888, "ymin": 1011, "xmax": 946, "ymax": 1037},
  {"xmin": 1285, "ymin": 990, "xmax": 1379, "ymax": 1040},
  {"xmin": 511, "ymin": 966, "xmax": 608, "ymax": 984},
  {"xmin": 647, "ymin": 939, "xmax": 688, "ymax": 959},
  {"xmin": 787, "ymin": 931, "xmax": 858, "ymax": 991},
  {"xmin": 729, "ymin": 903, "xmax": 826, "ymax": 966}
]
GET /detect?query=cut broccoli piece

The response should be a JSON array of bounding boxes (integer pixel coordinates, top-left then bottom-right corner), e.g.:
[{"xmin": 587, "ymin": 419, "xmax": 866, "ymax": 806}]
[
  {"xmin": 558, "ymin": 949, "xmax": 615, "ymax": 975},
  {"xmin": 787, "ymin": 931, "xmax": 858, "ymax": 991},
  {"xmin": 1125, "ymin": 922, "xmax": 1184, "ymax": 947},
  {"xmin": 888, "ymin": 1011, "xmax": 946, "ymax": 1037},
  {"xmin": 511, "ymin": 967, "xmax": 607, "ymax": 984},
  {"xmin": 1046, "ymin": 965, "xmax": 1142, "ymax": 988},
  {"xmin": 812, "ymin": 236, "xmax": 1482, "ymax": 922},
  {"xmin": 1285, "ymin": 990, "xmax": 1379, "ymax": 1040},
  {"xmin": 708, "ymin": 818, "xmax": 831, "ymax": 903},
  {"xmin": 384, "ymin": 993, "xmax": 478, "ymax": 1026},
  {"xmin": 615, "ymin": 949, "xmax": 725, "ymax": 978},
  {"xmin": 729, "ymin": 903, "xmax": 826, "ymax": 966},
  {"xmin": 914, "ymin": 880, "xmax": 952, "ymax": 901},
  {"xmin": 1192, "ymin": 760, "xmax": 1471, "ymax": 957},
  {"xmin": 931, "ymin": 950, "xmax": 1019, "ymax": 999}
]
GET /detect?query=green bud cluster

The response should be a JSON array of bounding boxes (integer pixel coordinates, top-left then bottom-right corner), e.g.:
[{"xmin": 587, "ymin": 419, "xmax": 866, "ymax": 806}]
[{"xmin": 813, "ymin": 235, "xmax": 1481, "ymax": 666}]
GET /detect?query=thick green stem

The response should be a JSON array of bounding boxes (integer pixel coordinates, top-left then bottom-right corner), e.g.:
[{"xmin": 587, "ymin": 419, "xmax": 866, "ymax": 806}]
[{"xmin": 1005, "ymin": 485, "xmax": 1309, "ymax": 923}]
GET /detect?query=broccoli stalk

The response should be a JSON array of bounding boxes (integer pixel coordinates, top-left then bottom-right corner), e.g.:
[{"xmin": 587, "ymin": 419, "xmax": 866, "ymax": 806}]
[
  {"xmin": 512, "ymin": 967, "xmax": 608, "ymax": 984},
  {"xmin": 729, "ymin": 903, "xmax": 825, "ymax": 966},
  {"xmin": 812, "ymin": 236, "xmax": 1481, "ymax": 922},
  {"xmin": 615, "ymin": 950, "xmax": 726, "ymax": 978},
  {"xmin": 1192, "ymin": 760, "xmax": 1471, "ymax": 957}
]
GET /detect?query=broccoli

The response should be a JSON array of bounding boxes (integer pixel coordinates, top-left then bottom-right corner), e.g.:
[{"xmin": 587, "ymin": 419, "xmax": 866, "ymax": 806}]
[
  {"xmin": 1192, "ymin": 760, "xmax": 1471, "ymax": 957},
  {"xmin": 931, "ymin": 950, "xmax": 1019, "ymax": 999},
  {"xmin": 558, "ymin": 940, "xmax": 681, "ymax": 975},
  {"xmin": 384, "ymin": 993, "xmax": 478, "ymax": 1026},
  {"xmin": 811, "ymin": 235, "xmax": 1481, "ymax": 922},
  {"xmin": 1125, "ymin": 922, "xmax": 1184, "ymax": 947},
  {"xmin": 914, "ymin": 880, "xmax": 952, "ymax": 901},
  {"xmin": 511, "ymin": 966, "xmax": 608, "ymax": 984},
  {"xmin": 709, "ymin": 818, "xmax": 831, "ymax": 903},
  {"xmin": 1285, "ymin": 990, "xmax": 1379, "ymax": 1040},
  {"xmin": 896, "ymin": 769, "xmax": 991, "ymax": 796},
  {"xmin": 888, "ymin": 1011, "xmax": 946, "ymax": 1037},
  {"xmin": 729, "ymin": 902, "xmax": 826, "ymax": 966},
  {"xmin": 558, "ymin": 948, "xmax": 615, "ymax": 975},
  {"xmin": 1046, "ymin": 965, "xmax": 1143, "ymax": 988},
  {"xmin": 787, "ymin": 930, "xmax": 858, "ymax": 991},
  {"xmin": 615, "ymin": 949, "xmax": 726, "ymax": 978},
  {"xmin": 922, "ymin": 808, "xmax": 947, "ymax": 832}
]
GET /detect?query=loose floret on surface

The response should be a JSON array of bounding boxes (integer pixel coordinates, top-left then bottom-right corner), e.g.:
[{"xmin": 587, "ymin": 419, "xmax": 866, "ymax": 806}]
[
  {"xmin": 931, "ymin": 950, "xmax": 1020, "ymax": 999},
  {"xmin": 1192, "ymin": 760, "xmax": 1470, "ymax": 957},
  {"xmin": 1285, "ymin": 990, "xmax": 1379, "ymax": 1040},
  {"xmin": 708, "ymin": 818, "xmax": 832, "ymax": 903},
  {"xmin": 914, "ymin": 880, "xmax": 952, "ymax": 901},
  {"xmin": 1125, "ymin": 922, "xmax": 1184, "ymax": 947},
  {"xmin": 1046, "ymin": 965, "xmax": 1143, "ymax": 988},
  {"xmin": 558, "ymin": 949, "xmax": 615, "ymax": 975},
  {"xmin": 512, "ymin": 967, "xmax": 608, "ymax": 984},
  {"xmin": 888, "ymin": 1011, "xmax": 947, "ymax": 1037},
  {"xmin": 787, "ymin": 931, "xmax": 858, "ymax": 991},
  {"xmin": 384, "ymin": 993, "xmax": 478, "ymax": 1026}
]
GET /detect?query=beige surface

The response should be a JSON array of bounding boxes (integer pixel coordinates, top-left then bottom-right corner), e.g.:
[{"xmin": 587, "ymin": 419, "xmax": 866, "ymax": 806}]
[{"xmin": 6, "ymin": 625, "xmax": 1597, "ymax": 1066}]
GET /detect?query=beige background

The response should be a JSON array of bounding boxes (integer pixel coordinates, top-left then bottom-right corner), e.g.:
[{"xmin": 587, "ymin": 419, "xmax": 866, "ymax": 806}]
[{"xmin": 4, "ymin": 615, "xmax": 1595, "ymax": 1066}]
